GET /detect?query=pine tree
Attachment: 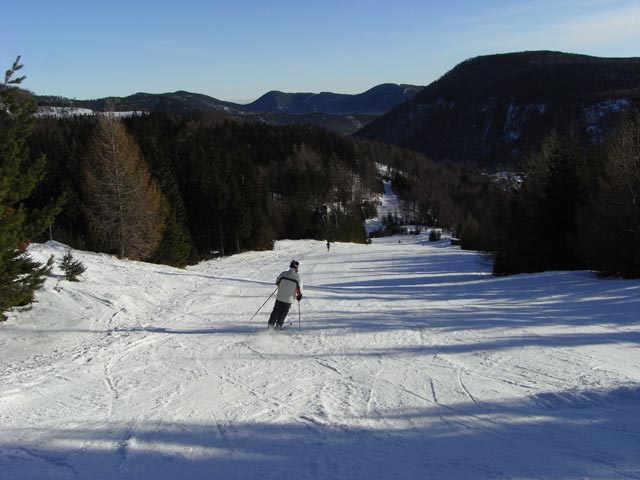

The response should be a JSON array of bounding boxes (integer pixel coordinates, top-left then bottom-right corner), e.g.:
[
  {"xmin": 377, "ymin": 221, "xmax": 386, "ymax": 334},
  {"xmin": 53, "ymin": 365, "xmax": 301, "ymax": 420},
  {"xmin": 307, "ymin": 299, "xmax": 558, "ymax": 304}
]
[
  {"xmin": 0, "ymin": 57, "xmax": 60, "ymax": 320},
  {"xmin": 493, "ymin": 130, "xmax": 588, "ymax": 274},
  {"xmin": 84, "ymin": 116, "xmax": 166, "ymax": 260},
  {"xmin": 60, "ymin": 250, "xmax": 86, "ymax": 281},
  {"xmin": 581, "ymin": 112, "xmax": 640, "ymax": 277}
]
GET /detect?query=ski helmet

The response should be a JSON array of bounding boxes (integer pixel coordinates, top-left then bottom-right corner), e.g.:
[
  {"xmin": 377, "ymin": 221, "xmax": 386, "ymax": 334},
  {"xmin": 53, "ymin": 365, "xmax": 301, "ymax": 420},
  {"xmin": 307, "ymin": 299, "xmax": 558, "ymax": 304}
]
[{"xmin": 290, "ymin": 260, "xmax": 299, "ymax": 269}]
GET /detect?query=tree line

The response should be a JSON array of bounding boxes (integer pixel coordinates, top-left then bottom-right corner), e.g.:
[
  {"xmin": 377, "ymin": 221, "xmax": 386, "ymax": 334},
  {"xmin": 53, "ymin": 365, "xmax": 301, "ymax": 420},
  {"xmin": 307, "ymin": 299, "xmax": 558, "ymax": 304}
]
[
  {"xmin": 2, "ymin": 59, "xmax": 484, "ymax": 320},
  {"xmin": 42, "ymin": 104, "xmax": 639, "ymax": 279},
  {"xmin": 5, "ymin": 57, "xmax": 639, "ymax": 322},
  {"xmin": 487, "ymin": 115, "xmax": 640, "ymax": 278},
  {"xmin": 441, "ymin": 115, "xmax": 640, "ymax": 278},
  {"xmin": 27, "ymin": 111, "xmax": 387, "ymax": 266},
  {"xmin": 369, "ymin": 109, "xmax": 640, "ymax": 279},
  {"xmin": 28, "ymin": 110, "xmax": 486, "ymax": 270}
]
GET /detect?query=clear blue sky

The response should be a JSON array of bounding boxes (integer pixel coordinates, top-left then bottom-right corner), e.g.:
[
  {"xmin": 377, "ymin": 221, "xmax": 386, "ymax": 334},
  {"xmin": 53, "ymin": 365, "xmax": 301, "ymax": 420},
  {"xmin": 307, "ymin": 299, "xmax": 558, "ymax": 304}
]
[{"xmin": 2, "ymin": 0, "xmax": 639, "ymax": 104}]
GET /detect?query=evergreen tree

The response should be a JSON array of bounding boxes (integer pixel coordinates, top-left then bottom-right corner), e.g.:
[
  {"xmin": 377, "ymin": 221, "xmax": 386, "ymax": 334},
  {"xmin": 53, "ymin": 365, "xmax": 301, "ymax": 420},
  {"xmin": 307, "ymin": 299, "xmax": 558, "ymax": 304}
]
[
  {"xmin": 60, "ymin": 249, "xmax": 86, "ymax": 281},
  {"xmin": 493, "ymin": 130, "xmax": 588, "ymax": 274},
  {"xmin": 124, "ymin": 112, "xmax": 195, "ymax": 265},
  {"xmin": 27, "ymin": 116, "xmax": 95, "ymax": 248},
  {"xmin": 149, "ymin": 211, "xmax": 194, "ymax": 267},
  {"xmin": 0, "ymin": 57, "xmax": 61, "ymax": 320},
  {"xmin": 580, "ymin": 112, "xmax": 640, "ymax": 277}
]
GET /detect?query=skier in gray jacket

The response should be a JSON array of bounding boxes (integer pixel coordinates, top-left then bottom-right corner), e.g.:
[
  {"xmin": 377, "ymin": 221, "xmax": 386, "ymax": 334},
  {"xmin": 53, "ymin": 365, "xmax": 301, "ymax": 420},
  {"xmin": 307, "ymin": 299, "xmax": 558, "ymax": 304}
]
[{"xmin": 268, "ymin": 260, "xmax": 303, "ymax": 330}]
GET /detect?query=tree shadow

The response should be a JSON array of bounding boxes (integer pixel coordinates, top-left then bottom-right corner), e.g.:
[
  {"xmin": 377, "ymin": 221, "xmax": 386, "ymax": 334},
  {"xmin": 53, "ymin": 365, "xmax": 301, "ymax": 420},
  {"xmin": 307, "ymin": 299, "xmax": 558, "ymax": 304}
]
[
  {"xmin": 2, "ymin": 385, "xmax": 638, "ymax": 479},
  {"xmin": 306, "ymin": 249, "xmax": 640, "ymax": 336}
]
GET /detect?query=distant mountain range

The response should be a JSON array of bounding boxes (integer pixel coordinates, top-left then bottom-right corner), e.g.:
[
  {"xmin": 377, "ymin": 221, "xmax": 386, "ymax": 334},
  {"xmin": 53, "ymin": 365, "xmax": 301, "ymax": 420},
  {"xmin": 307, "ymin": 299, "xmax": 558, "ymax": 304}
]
[
  {"xmin": 245, "ymin": 84, "xmax": 423, "ymax": 115},
  {"xmin": 37, "ymin": 51, "xmax": 640, "ymax": 168},
  {"xmin": 355, "ymin": 51, "xmax": 640, "ymax": 167},
  {"xmin": 36, "ymin": 84, "xmax": 423, "ymax": 136}
]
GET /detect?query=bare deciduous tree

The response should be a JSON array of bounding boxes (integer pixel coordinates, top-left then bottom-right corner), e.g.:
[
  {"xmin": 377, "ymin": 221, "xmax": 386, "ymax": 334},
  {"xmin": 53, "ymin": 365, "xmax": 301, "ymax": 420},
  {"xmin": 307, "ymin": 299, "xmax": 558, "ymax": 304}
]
[{"xmin": 84, "ymin": 116, "xmax": 166, "ymax": 260}]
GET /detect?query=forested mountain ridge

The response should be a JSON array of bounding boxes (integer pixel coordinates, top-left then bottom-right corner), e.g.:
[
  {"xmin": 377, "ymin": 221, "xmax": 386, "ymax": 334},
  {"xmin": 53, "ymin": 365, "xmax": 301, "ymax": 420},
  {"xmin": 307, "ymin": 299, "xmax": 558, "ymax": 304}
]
[
  {"xmin": 35, "ymin": 84, "xmax": 423, "ymax": 135},
  {"xmin": 356, "ymin": 51, "xmax": 640, "ymax": 167},
  {"xmin": 37, "ymin": 91, "xmax": 248, "ymax": 118},
  {"xmin": 243, "ymin": 84, "xmax": 423, "ymax": 115}
]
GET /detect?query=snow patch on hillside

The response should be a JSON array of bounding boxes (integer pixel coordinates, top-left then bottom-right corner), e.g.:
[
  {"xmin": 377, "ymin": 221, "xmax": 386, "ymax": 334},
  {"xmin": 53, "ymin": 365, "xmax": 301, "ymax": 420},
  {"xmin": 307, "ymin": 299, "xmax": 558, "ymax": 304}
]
[
  {"xmin": 36, "ymin": 107, "xmax": 144, "ymax": 118},
  {"xmin": 503, "ymin": 102, "xmax": 549, "ymax": 143},
  {"xmin": 584, "ymin": 98, "xmax": 630, "ymax": 124}
]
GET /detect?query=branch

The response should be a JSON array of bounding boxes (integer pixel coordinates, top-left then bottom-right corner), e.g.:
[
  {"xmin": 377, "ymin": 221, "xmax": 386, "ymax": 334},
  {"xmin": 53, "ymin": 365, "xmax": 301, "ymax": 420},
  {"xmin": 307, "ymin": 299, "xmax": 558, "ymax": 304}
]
[{"xmin": 3, "ymin": 56, "xmax": 26, "ymax": 86}]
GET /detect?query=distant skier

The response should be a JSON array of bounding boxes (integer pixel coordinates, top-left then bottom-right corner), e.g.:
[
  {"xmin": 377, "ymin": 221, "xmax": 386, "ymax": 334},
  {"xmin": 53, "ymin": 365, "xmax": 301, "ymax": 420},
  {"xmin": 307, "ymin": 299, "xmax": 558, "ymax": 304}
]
[
  {"xmin": 268, "ymin": 260, "xmax": 303, "ymax": 330},
  {"xmin": 326, "ymin": 241, "xmax": 330, "ymax": 252}
]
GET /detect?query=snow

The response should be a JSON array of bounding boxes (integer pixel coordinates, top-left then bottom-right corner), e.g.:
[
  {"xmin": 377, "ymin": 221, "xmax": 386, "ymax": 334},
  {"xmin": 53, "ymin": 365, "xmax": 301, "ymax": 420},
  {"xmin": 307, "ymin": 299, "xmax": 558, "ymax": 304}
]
[
  {"xmin": 502, "ymin": 103, "xmax": 549, "ymax": 144},
  {"xmin": 365, "ymin": 180, "xmax": 402, "ymax": 234},
  {"xmin": 35, "ymin": 107, "xmax": 144, "ymax": 118},
  {"xmin": 2, "ymin": 225, "xmax": 640, "ymax": 477},
  {"xmin": 35, "ymin": 106, "xmax": 96, "ymax": 117},
  {"xmin": 584, "ymin": 99, "xmax": 631, "ymax": 124},
  {"xmin": 584, "ymin": 99, "xmax": 632, "ymax": 138}
]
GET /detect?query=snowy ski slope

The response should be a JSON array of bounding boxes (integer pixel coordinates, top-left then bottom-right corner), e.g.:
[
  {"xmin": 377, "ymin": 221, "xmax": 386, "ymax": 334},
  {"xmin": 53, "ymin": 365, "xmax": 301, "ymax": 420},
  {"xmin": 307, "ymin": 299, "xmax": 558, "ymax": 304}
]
[{"xmin": 1, "ymin": 236, "xmax": 639, "ymax": 479}]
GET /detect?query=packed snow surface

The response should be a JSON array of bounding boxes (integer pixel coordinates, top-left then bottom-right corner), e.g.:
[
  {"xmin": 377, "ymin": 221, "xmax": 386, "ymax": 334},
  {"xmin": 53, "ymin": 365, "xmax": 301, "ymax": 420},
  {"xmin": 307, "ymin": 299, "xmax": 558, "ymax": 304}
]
[
  {"xmin": 365, "ymin": 180, "xmax": 401, "ymax": 234},
  {"xmin": 1, "ymin": 236, "xmax": 639, "ymax": 479}
]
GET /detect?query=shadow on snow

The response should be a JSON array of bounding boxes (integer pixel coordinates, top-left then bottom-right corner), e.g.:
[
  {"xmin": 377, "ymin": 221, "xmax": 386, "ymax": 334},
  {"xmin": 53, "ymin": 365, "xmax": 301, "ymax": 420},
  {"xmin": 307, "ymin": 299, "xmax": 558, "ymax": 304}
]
[{"xmin": 2, "ymin": 385, "xmax": 639, "ymax": 480}]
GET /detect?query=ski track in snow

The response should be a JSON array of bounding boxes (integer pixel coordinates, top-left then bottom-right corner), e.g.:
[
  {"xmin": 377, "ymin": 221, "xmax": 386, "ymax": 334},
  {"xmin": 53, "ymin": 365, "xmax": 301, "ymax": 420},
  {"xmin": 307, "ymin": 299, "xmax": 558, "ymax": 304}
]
[{"xmin": 1, "ymin": 233, "xmax": 639, "ymax": 479}]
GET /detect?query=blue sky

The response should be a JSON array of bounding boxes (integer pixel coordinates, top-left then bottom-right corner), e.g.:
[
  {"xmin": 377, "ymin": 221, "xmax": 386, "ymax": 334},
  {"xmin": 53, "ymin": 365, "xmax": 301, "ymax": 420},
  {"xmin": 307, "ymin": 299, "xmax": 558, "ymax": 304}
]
[{"xmin": 2, "ymin": 0, "xmax": 639, "ymax": 103}]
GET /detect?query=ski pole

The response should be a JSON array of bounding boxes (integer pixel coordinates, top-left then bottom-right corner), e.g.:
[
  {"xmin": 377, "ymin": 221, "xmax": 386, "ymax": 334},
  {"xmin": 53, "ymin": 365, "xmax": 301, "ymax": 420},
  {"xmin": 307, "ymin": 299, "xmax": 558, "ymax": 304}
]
[
  {"xmin": 298, "ymin": 301, "xmax": 301, "ymax": 329},
  {"xmin": 250, "ymin": 287, "xmax": 277, "ymax": 321}
]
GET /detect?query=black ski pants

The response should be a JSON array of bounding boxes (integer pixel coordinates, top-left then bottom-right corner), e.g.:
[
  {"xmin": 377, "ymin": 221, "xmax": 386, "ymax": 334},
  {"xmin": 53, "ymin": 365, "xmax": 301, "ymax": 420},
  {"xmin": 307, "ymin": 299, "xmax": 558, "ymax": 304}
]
[{"xmin": 268, "ymin": 300, "xmax": 292, "ymax": 328}]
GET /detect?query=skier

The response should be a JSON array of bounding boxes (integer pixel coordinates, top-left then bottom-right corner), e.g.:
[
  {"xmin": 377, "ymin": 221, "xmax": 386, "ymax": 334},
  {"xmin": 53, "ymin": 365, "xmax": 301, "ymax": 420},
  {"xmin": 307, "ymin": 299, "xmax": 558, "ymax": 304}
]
[
  {"xmin": 326, "ymin": 240, "xmax": 330, "ymax": 252},
  {"xmin": 268, "ymin": 260, "xmax": 303, "ymax": 330}
]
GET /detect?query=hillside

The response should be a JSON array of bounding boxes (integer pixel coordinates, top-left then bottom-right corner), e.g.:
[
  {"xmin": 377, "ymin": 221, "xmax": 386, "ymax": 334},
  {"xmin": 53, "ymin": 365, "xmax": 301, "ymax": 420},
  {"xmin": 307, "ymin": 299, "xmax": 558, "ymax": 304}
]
[
  {"xmin": 37, "ymin": 90, "xmax": 242, "ymax": 118},
  {"xmin": 244, "ymin": 83, "xmax": 423, "ymax": 115},
  {"xmin": 36, "ymin": 83, "xmax": 423, "ymax": 136},
  {"xmin": 356, "ymin": 51, "xmax": 640, "ymax": 167},
  {"xmin": 2, "ymin": 229, "xmax": 639, "ymax": 478},
  {"xmin": 247, "ymin": 111, "xmax": 377, "ymax": 136}
]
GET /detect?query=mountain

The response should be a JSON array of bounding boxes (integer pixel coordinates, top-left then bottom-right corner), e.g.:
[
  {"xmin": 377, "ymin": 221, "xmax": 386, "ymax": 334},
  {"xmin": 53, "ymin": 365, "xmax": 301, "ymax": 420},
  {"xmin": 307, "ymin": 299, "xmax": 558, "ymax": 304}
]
[
  {"xmin": 35, "ymin": 83, "xmax": 423, "ymax": 135},
  {"xmin": 249, "ymin": 111, "xmax": 378, "ymax": 136},
  {"xmin": 244, "ymin": 83, "xmax": 423, "ymax": 115},
  {"xmin": 37, "ymin": 90, "xmax": 244, "ymax": 119},
  {"xmin": 355, "ymin": 51, "xmax": 640, "ymax": 167}
]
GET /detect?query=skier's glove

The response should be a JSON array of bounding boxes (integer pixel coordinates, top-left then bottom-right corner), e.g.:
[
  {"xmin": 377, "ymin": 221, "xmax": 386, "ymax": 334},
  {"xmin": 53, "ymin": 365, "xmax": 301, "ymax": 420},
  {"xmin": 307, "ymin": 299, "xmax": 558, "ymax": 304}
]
[{"xmin": 297, "ymin": 294, "xmax": 303, "ymax": 302}]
